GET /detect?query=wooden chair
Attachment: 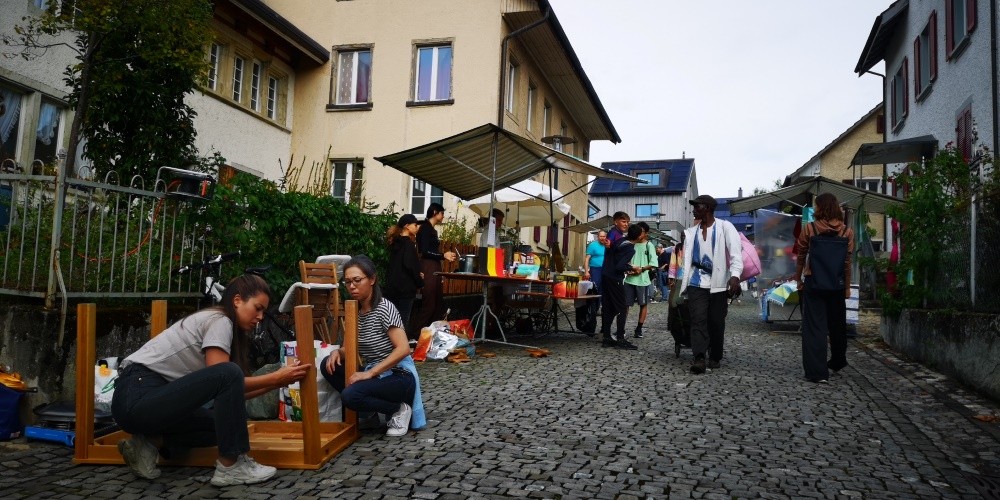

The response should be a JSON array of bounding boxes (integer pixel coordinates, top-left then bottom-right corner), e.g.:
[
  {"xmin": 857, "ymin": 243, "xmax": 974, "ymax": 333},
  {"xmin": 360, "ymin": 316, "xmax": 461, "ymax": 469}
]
[{"xmin": 297, "ymin": 260, "xmax": 341, "ymax": 345}]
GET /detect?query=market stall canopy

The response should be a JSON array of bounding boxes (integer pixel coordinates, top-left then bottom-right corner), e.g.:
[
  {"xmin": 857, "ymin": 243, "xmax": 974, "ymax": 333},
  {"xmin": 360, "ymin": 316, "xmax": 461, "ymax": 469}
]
[
  {"xmin": 565, "ymin": 215, "xmax": 613, "ymax": 233},
  {"xmin": 374, "ymin": 124, "xmax": 642, "ymax": 201},
  {"xmin": 465, "ymin": 179, "xmax": 570, "ymax": 227},
  {"xmin": 851, "ymin": 135, "xmax": 937, "ymax": 166},
  {"xmin": 728, "ymin": 176, "xmax": 905, "ymax": 215}
]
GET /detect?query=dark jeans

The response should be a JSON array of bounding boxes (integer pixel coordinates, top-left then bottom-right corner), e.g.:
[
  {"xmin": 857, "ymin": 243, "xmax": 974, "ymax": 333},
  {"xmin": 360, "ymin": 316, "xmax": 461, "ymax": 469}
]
[
  {"xmin": 590, "ymin": 270, "xmax": 603, "ymax": 296},
  {"xmin": 599, "ymin": 272, "xmax": 628, "ymax": 340},
  {"xmin": 320, "ymin": 356, "xmax": 416, "ymax": 415},
  {"xmin": 410, "ymin": 259, "xmax": 443, "ymax": 333},
  {"xmin": 111, "ymin": 362, "xmax": 249, "ymax": 458},
  {"xmin": 686, "ymin": 287, "xmax": 729, "ymax": 361},
  {"xmin": 658, "ymin": 271, "xmax": 670, "ymax": 300},
  {"xmin": 801, "ymin": 276, "xmax": 848, "ymax": 381}
]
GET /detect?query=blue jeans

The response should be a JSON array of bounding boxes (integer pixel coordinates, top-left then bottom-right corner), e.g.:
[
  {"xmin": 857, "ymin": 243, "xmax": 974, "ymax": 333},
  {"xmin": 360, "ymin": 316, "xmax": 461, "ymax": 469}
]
[
  {"xmin": 320, "ymin": 356, "xmax": 415, "ymax": 415},
  {"xmin": 111, "ymin": 362, "xmax": 249, "ymax": 458},
  {"xmin": 658, "ymin": 271, "xmax": 670, "ymax": 300}
]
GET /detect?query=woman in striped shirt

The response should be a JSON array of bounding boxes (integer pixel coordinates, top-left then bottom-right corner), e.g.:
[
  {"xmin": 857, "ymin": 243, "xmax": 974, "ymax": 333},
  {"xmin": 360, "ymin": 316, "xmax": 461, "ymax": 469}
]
[{"xmin": 319, "ymin": 255, "xmax": 425, "ymax": 436}]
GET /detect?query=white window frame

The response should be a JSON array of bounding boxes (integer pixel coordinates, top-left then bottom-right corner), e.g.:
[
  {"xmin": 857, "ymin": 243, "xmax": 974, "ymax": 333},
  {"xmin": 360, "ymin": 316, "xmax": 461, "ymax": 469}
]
[
  {"xmin": 266, "ymin": 77, "xmax": 278, "ymax": 119},
  {"xmin": 526, "ymin": 81, "xmax": 537, "ymax": 132},
  {"xmin": 250, "ymin": 62, "xmax": 261, "ymax": 111},
  {"xmin": 336, "ymin": 49, "xmax": 372, "ymax": 105},
  {"xmin": 505, "ymin": 58, "xmax": 518, "ymax": 113},
  {"xmin": 232, "ymin": 56, "xmax": 244, "ymax": 102},
  {"xmin": 330, "ymin": 160, "xmax": 362, "ymax": 203},
  {"xmin": 414, "ymin": 45, "xmax": 452, "ymax": 102},
  {"xmin": 410, "ymin": 179, "xmax": 444, "ymax": 215},
  {"xmin": 208, "ymin": 43, "xmax": 220, "ymax": 91},
  {"xmin": 853, "ymin": 177, "xmax": 882, "ymax": 193}
]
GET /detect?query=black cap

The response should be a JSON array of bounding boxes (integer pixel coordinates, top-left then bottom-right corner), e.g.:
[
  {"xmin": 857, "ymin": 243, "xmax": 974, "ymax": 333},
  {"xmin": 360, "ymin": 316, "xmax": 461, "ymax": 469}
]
[
  {"xmin": 689, "ymin": 195, "xmax": 718, "ymax": 211},
  {"xmin": 397, "ymin": 214, "xmax": 419, "ymax": 227}
]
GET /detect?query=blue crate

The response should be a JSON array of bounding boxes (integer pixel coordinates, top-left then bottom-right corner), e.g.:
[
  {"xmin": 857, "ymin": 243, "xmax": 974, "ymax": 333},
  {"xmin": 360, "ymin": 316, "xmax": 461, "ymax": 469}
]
[{"xmin": 25, "ymin": 426, "xmax": 75, "ymax": 446}]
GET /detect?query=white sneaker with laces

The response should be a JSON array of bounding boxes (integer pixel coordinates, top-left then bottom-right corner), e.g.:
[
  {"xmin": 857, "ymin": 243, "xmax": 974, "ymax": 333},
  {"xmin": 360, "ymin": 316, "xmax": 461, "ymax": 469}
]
[
  {"xmin": 118, "ymin": 434, "xmax": 161, "ymax": 479},
  {"xmin": 210, "ymin": 454, "xmax": 277, "ymax": 486},
  {"xmin": 386, "ymin": 402, "xmax": 412, "ymax": 437}
]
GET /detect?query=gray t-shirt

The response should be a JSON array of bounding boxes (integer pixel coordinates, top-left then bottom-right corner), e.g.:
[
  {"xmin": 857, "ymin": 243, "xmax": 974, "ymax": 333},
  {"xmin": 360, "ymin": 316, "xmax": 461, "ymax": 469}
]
[{"xmin": 123, "ymin": 309, "xmax": 233, "ymax": 381}]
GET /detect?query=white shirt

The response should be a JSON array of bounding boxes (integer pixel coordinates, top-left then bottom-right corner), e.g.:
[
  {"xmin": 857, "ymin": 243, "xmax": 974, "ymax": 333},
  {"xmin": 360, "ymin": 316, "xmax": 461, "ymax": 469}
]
[{"xmin": 679, "ymin": 219, "xmax": 743, "ymax": 294}]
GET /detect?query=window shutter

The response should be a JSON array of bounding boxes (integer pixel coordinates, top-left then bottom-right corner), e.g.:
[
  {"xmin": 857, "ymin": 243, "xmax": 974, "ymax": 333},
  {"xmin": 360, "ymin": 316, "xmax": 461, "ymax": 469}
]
[
  {"xmin": 902, "ymin": 57, "xmax": 909, "ymax": 118},
  {"xmin": 930, "ymin": 11, "xmax": 938, "ymax": 81},
  {"xmin": 966, "ymin": 0, "xmax": 977, "ymax": 33},
  {"xmin": 913, "ymin": 37, "xmax": 922, "ymax": 96},
  {"xmin": 890, "ymin": 76, "xmax": 898, "ymax": 128},
  {"xmin": 877, "ymin": 114, "xmax": 885, "ymax": 134},
  {"xmin": 945, "ymin": 0, "xmax": 955, "ymax": 58}
]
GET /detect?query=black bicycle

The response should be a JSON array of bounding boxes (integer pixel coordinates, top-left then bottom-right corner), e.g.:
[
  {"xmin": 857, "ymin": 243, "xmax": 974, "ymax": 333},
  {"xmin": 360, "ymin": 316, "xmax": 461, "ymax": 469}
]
[{"xmin": 173, "ymin": 251, "xmax": 295, "ymax": 368}]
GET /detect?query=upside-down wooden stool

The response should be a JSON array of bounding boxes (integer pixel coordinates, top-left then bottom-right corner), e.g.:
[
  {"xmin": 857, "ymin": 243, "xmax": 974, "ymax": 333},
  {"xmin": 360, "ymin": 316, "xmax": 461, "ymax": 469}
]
[{"xmin": 73, "ymin": 300, "xmax": 361, "ymax": 470}]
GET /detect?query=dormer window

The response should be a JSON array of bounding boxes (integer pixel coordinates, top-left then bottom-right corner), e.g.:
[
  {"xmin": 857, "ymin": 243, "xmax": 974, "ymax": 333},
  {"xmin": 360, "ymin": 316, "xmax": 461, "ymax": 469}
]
[{"xmin": 636, "ymin": 171, "xmax": 660, "ymax": 186}]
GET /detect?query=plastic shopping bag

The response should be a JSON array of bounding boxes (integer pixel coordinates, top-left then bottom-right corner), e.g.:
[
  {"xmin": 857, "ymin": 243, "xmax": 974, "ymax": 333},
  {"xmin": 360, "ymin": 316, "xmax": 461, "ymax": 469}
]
[
  {"xmin": 413, "ymin": 327, "xmax": 433, "ymax": 361},
  {"xmin": 94, "ymin": 365, "xmax": 117, "ymax": 412},
  {"xmin": 278, "ymin": 341, "xmax": 342, "ymax": 422}
]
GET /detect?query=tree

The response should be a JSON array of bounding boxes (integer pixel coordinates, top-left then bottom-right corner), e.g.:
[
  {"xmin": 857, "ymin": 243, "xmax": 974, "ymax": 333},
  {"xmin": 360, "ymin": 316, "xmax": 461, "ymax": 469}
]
[
  {"xmin": 2, "ymin": 0, "xmax": 214, "ymax": 179},
  {"xmin": 752, "ymin": 178, "xmax": 784, "ymax": 196}
]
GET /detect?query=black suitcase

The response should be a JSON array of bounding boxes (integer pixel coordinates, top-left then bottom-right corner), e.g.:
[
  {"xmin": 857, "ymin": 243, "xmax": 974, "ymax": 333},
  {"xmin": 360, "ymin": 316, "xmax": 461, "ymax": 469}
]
[{"xmin": 668, "ymin": 303, "xmax": 692, "ymax": 357}]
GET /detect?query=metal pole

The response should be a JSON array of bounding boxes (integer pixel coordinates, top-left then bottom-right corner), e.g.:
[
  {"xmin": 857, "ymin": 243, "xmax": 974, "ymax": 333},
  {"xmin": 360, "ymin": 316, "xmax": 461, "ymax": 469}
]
[{"xmin": 45, "ymin": 152, "xmax": 68, "ymax": 309}]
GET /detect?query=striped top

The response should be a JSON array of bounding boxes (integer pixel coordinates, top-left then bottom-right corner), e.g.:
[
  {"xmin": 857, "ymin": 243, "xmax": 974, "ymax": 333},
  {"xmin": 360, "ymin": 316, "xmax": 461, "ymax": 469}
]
[{"xmin": 359, "ymin": 298, "xmax": 405, "ymax": 366}]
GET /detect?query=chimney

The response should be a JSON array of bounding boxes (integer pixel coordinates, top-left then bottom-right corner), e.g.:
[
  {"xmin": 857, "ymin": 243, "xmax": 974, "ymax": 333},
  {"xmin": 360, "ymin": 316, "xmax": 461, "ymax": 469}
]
[{"xmin": 738, "ymin": 187, "xmax": 743, "ymax": 198}]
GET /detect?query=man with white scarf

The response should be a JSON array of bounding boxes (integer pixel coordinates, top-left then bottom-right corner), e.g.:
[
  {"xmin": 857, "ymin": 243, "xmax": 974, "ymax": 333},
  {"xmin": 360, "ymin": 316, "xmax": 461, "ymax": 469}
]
[{"xmin": 678, "ymin": 195, "xmax": 742, "ymax": 374}]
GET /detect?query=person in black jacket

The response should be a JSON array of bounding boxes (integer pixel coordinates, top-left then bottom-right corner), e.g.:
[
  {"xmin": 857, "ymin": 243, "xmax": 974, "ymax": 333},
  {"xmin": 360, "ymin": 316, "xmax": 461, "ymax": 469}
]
[
  {"xmin": 410, "ymin": 203, "xmax": 457, "ymax": 334},
  {"xmin": 383, "ymin": 214, "xmax": 425, "ymax": 335},
  {"xmin": 600, "ymin": 224, "xmax": 642, "ymax": 350}
]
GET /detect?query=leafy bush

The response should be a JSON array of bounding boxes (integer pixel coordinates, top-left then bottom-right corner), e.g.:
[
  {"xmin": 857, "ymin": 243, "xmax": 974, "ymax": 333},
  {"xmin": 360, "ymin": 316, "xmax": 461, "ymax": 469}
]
[{"xmin": 186, "ymin": 171, "xmax": 398, "ymax": 300}]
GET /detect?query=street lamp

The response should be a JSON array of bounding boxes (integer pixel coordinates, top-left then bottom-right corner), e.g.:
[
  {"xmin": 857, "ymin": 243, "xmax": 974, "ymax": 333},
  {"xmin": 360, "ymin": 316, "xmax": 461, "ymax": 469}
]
[{"xmin": 651, "ymin": 212, "xmax": 665, "ymax": 243}]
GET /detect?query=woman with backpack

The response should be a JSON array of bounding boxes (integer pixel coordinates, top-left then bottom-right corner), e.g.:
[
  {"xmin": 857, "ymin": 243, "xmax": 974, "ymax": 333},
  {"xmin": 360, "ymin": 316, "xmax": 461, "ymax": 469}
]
[{"xmin": 795, "ymin": 193, "xmax": 855, "ymax": 383}]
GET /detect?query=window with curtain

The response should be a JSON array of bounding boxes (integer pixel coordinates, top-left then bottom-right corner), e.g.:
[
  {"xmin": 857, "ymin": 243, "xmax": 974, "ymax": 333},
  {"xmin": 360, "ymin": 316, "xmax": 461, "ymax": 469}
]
[
  {"xmin": 233, "ymin": 56, "xmax": 244, "ymax": 102},
  {"xmin": 208, "ymin": 43, "xmax": 221, "ymax": 91},
  {"xmin": 34, "ymin": 102, "xmax": 61, "ymax": 165},
  {"xmin": 250, "ymin": 62, "xmax": 261, "ymax": 111},
  {"xmin": 526, "ymin": 81, "xmax": 536, "ymax": 132},
  {"xmin": 415, "ymin": 45, "xmax": 452, "ymax": 102},
  {"xmin": 267, "ymin": 77, "xmax": 278, "ymax": 119},
  {"xmin": 336, "ymin": 49, "xmax": 372, "ymax": 105},
  {"xmin": 0, "ymin": 86, "xmax": 23, "ymax": 166},
  {"xmin": 890, "ymin": 58, "xmax": 908, "ymax": 129},
  {"xmin": 505, "ymin": 59, "xmax": 518, "ymax": 113},
  {"xmin": 331, "ymin": 160, "xmax": 364, "ymax": 204}
]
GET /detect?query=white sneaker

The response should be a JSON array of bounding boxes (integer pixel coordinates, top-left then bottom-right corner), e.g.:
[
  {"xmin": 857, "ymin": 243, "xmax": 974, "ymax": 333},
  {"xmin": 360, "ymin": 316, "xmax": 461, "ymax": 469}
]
[
  {"xmin": 118, "ymin": 434, "xmax": 160, "ymax": 479},
  {"xmin": 210, "ymin": 455, "xmax": 277, "ymax": 486},
  {"xmin": 386, "ymin": 402, "xmax": 412, "ymax": 437}
]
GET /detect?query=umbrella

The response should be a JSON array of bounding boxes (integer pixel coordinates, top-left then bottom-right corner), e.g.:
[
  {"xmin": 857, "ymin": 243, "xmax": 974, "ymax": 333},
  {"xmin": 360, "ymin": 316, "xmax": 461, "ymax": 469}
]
[
  {"xmin": 465, "ymin": 179, "xmax": 570, "ymax": 228},
  {"xmin": 766, "ymin": 281, "xmax": 800, "ymax": 306}
]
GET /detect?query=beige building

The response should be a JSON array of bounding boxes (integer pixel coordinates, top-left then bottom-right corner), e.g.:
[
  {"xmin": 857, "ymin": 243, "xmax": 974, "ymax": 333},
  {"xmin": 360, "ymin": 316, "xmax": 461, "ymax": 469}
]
[
  {"xmin": 264, "ymin": 0, "xmax": 620, "ymax": 268},
  {"xmin": 785, "ymin": 103, "xmax": 887, "ymax": 250}
]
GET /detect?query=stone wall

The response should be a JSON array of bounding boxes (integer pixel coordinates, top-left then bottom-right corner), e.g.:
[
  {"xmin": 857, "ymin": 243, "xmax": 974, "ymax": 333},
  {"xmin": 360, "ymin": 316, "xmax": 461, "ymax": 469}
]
[
  {"xmin": 882, "ymin": 309, "xmax": 1000, "ymax": 400},
  {"xmin": 0, "ymin": 303, "xmax": 193, "ymax": 427}
]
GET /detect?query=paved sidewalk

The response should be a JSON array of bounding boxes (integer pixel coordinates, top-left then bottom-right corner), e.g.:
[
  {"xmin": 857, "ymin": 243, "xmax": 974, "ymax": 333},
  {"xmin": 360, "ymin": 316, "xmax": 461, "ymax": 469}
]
[{"xmin": 3, "ymin": 300, "xmax": 1000, "ymax": 499}]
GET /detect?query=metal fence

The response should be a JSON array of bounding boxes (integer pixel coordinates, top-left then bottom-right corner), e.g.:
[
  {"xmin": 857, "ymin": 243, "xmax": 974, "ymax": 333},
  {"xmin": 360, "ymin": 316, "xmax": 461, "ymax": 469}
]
[
  {"xmin": 925, "ymin": 185, "xmax": 1000, "ymax": 313},
  {"xmin": 0, "ymin": 169, "xmax": 212, "ymax": 303}
]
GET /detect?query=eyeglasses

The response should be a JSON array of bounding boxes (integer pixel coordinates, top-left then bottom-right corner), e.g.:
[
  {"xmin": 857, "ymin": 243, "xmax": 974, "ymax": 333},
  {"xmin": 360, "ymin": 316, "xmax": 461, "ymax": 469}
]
[{"xmin": 343, "ymin": 277, "xmax": 369, "ymax": 287}]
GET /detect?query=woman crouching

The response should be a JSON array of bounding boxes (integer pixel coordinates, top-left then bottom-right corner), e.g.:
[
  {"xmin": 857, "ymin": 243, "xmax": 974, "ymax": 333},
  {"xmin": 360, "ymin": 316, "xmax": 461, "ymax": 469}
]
[
  {"xmin": 112, "ymin": 275, "xmax": 311, "ymax": 485},
  {"xmin": 320, "ymin": 255, "xmax": 426, "ymax": 436}
]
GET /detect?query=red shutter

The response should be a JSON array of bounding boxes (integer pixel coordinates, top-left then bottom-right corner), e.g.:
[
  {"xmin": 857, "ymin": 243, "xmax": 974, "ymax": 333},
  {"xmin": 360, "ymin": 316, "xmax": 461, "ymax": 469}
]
[
  {"xmin": 902, "ymin": 57, "xmax": 909, "ymax": 118},
  {"xmin": 890, "ymin": 76, "xmax": 898, "ymax": 128},
  {"xmin": 913, "ymin": 37, "xmax": 922, "ymax": 96},
  {"xmin": 966, "ymin": 0, "xmax": 977, "ymax": 33},
  {"xmin": 929, "ymin": 11, "xmax": 938, "ymax": 81},
  {"xmin": 945, "ymin": 0, "xmax": 955, "ymax": 58},
  {"xmin": 876, "ymin": 114, "xmax": 885, "ymax": 134}
]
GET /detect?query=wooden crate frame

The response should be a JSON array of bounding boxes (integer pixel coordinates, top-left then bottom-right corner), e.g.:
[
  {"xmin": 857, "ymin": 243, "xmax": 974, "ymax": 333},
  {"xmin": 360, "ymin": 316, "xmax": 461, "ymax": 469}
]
[{"xmin": 73, "ymin": 300, "xmax": 361, "ymax": 469}]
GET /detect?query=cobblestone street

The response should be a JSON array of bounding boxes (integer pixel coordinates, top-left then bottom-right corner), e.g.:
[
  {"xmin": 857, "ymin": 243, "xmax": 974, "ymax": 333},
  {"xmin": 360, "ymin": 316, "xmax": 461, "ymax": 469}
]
[{"xmin": 3, "ymin": 300, "xmax": 1000, "ymax": 499}]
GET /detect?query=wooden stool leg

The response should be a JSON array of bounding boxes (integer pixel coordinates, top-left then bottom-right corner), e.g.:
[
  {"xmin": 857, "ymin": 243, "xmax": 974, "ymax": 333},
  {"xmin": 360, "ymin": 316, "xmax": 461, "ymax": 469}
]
[
  {"xmin": 74, "ymin": 303, "xmax": 97, "ymax": 461},
  {"xmin": 293, "ymin": 305, "xmax": 321, "ymax": 464},
  {"xmin": 342, "ymin": 300, "xmax": 358, "ymax": 426},
  {"xmin": 151, "ymin": 300, "xmax": 167, "ymax": 338}
]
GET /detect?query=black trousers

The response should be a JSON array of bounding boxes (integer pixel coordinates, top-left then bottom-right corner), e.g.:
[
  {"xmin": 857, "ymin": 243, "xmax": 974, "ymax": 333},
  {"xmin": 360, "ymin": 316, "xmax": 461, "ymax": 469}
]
[
  {"xmin": 409, "ymin": 259, "xmax": 443, "ymax": 335},
  {"xmin": 599, "ymin": 272, "xmax": 628, "ymax": 340},
  {"xmin": 686, "ymin": 287, "xmax": 729, "ymax": 361},
  {"xmin": 801, "ymin": 276, "xmax": 847, "ymax": 381}
]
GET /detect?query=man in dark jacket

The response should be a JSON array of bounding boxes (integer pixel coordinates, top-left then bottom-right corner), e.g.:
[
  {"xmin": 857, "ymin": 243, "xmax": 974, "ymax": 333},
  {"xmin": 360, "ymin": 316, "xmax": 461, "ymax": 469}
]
[{"xmin": 600, "ymin": 224, "xmax": 642, "ymax": 350}]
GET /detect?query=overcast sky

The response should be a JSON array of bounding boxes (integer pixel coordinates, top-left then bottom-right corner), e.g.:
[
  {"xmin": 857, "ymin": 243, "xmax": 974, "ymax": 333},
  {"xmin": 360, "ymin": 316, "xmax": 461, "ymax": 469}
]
[{"xmin": 548, "ymin": 0, "xmax": 891, "ymax": 198}]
